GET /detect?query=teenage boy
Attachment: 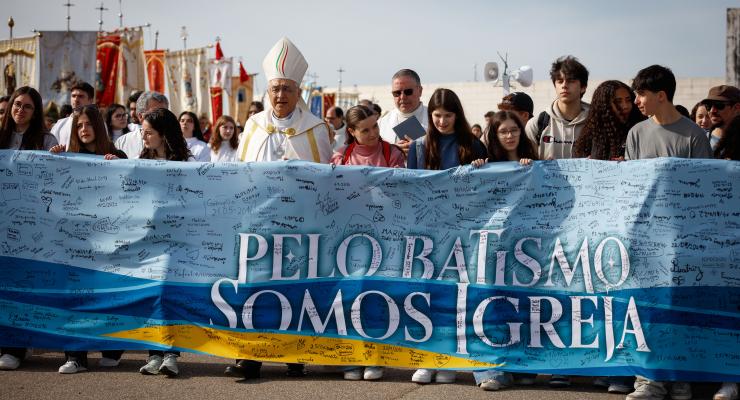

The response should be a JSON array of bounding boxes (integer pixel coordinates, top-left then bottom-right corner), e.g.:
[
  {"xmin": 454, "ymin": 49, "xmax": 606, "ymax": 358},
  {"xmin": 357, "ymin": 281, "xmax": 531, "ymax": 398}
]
[
  {"xmin": 624, "ymin": 65, "xmax": 711, "ymax": 400},
  {"xmin": 525, "ymin": 56, "xmax": 590, "ymax": 160},
  {"xmin": 625, "ymin": 65, "xmax": 712, "ymax": 161}
]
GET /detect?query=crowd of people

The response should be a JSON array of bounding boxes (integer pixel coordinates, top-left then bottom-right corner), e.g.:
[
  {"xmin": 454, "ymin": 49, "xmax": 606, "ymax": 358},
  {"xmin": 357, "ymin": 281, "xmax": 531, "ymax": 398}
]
[{"xmin": 0, "ymin": 36, "xmax": 738, "ymax": 400}]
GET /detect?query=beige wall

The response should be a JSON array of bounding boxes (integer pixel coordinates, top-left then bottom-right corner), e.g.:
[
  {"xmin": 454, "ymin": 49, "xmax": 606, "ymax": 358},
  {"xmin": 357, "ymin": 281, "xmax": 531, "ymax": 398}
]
[{"xmin": 326, "ymin": 77, "xmax": 725, "ymax": 127}]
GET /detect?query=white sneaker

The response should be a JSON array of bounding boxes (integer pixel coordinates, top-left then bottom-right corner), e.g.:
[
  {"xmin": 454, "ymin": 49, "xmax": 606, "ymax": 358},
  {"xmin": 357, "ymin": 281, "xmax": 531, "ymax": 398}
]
[
  {"xmin": 139, "ymin": 355, "xmax": 162, "ymax": 375},
  {"xmin": 411, "ymin": 368, "xmax": 434, "ymax": 384},
  {"xmin": 343, "ymin": 368, "xmax": 362, "ymax": 380},
  {"xmin": 158, "ymin": 353, "xmax": 179, "ymax": 377},
  {"xmin": 435, "ymin": 370, "xmax": 456, "ymax": 383},
  {"xmin": 363, "ymin": 367, "xmax": 384, "ymax": 380},
  {"xmin": 98, "ymin": 357, "xmax": 120, "ymax": 367},
  {"xmin": 58, "ymin": 360, "xmax": 87, "ymax": 374},
  {"xmin": 714, "ymin": 383, "xmax": 739, "ymax": 400},
  {"xmin": 479, "ymin": 378, "xmax": 505, "ymax": 391},
  {"xmin": 0, "ymin": 354, "xmax": 20, "ymax": 370}
]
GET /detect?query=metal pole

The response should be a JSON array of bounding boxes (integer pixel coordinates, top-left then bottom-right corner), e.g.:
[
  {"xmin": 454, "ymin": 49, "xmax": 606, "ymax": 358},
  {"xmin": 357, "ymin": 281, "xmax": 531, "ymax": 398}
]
[{"xmin": 63, "ymin": 1, "xmax": 75, "ymax": 32}]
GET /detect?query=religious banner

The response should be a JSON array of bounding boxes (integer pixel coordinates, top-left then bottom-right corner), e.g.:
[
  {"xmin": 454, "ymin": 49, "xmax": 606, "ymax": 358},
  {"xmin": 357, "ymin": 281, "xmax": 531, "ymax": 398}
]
[
  {"xmin": 210, "ymin": 86, "xmax": 223, "ymax": 125},
  {"xmin": 115, "ymin": 27, "xmax": 146, "ymax": 105},
  {"xmin": 0, "ymin": 36, "xmax": 38, "ymax": 96},
  {"xmin": 230, "ymin": 75, "xmax": 253, "ymax": 127},
  {"xmin": 309, "ymin": 89, "xmax": 324, "ymax": 118},
  {"xmin": 38, "ymin": 31, "xmax": 97, "ymax": 106},
  {"xmin": 323, "ymin": 93, "xmax": 336, "ymax": 114},
  {"xmin": 95, "ymin": 34, "xmax": 121, "ymax": 107},
  {"xmin": 165, "ymin": 47, "xmax": 209, "ymax": 117},
  {"xmin": 0, "ymin": 151, "xmax": 738, "ymax": 382},
  {"xmin": 144, "ymin": 49, "xmax": 166, "ymax": 93}
]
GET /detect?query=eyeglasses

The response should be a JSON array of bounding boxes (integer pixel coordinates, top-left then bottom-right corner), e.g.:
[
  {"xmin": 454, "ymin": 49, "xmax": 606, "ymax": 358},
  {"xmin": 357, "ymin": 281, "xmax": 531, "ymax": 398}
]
[
  {"xmin": 497, "ymin": 128, "xmax": 520, "ymax": 137},
  {"xmin": 702, "ymin": 101, "xmax": 733, "ymax": 111},
  {"xmin": 12, "ymin": 101, "xmax": 34, "ymax": 112},
  {"xmin": 392, "ymin": 88, "xmax": 414, "ymax": 97}
]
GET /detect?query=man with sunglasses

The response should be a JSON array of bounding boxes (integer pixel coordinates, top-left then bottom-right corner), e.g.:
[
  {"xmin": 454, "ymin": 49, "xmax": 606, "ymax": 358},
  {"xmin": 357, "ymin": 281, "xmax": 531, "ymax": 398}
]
[
  {"xmin": 50, "ymin": 81, "xmax": 95, "ymax": 147},
  {"xmin": 701, "ymin": 85, "xmax": 740, "ymax": 151},
  {"xmin": 378, "ymin": 69, "xmax": 428, "ymax": 153}
]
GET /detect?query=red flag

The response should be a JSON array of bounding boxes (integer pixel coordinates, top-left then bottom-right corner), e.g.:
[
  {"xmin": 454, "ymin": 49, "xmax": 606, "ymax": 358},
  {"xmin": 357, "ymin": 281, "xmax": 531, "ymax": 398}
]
[
  {"xmin": 215, "ymin": 42, "xmax": 224, "ymax": 60},
  {"xmin": 210, "ymin": 86, "xmax": 223, "ymax": 126},
  {"xmin": 95, "ymin": 34, "xmax": 122, "ymax": 107},
  {"xmin": 239, "ymin": 61, "xmax": 249, "ymax": 83}
]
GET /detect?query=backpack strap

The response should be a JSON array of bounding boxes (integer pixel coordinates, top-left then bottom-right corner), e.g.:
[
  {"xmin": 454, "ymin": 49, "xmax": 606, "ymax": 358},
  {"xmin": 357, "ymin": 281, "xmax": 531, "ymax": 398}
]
[
  {"xmin": 536, "ymin": 111, "xmax": 550, "ymax": 143},
  {"xmin": 381, "ymin": 140, "xmax": 391, "ymax": 166},
  {"xmin": 341, "ymin": 142, "xmax": 356, "ymax": 165}
]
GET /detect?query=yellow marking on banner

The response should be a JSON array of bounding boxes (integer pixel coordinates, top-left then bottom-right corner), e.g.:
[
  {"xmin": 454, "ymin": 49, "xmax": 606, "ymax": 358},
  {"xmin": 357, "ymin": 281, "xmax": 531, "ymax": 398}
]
[
  {"xmin": 306, "ymin": 128, "xmax": 321, "ymax": 162},
  {"xmin": 104, "ymin": 325, "xmax": 501, "ymax": 369},
  {"xmin": 239, "ymin": 123, "xmax": 259, "ymax": 161}
]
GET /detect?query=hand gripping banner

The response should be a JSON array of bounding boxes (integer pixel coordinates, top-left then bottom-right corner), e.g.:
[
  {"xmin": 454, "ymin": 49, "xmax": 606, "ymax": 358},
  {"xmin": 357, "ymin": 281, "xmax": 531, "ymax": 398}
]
[{"xmin": 0, "ymin": 151, "xmax": 738, "ymax": 382}]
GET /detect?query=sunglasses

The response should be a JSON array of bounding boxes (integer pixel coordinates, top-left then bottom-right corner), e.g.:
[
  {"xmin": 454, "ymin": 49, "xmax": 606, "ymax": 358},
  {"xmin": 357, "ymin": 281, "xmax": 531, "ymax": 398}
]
[
  {"xmin": 702, "ymin": 101, "xmax": 732, "ymax": 111},
  {"xmin": 392, "ymin": 88, "xmax": 414, "ymax": 97}
]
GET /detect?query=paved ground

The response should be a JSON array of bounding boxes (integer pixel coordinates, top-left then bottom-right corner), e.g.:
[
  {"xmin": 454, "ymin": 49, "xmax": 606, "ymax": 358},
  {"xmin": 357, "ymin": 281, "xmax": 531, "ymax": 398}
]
[{"xmin": 0, "ymin": 351, "xmax": 723, "ymax": 400}]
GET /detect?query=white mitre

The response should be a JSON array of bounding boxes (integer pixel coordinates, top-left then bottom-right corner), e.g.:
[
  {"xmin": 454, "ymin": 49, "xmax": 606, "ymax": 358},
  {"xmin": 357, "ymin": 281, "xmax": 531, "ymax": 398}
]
[{"xmin": 262, "ymin": 37, "xmax": 308, "ymax": 84}]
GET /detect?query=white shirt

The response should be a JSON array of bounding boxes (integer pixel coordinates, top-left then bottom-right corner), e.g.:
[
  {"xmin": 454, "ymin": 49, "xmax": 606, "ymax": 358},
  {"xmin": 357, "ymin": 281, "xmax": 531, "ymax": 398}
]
[
  {"xmin": 185, "ymin": 137, "xmax": 211, "ymax": 162},
  {"xmin": 50, "ymin": 116, "xmax": 72, "ymax": 147},
  {"xmin": 209, "ymin": 142, "xmax": 238, "ymax": 162},
  {"xmin": 115, "ymin": 126, "xmax": 144, "ymax": 159},
  {"xmin": 378, "ymin": 104, "xmax": 429, "ymax": 144},
  {"xmin": 332, "ymin": 124, "xmax": 347, "ymax": 152}
]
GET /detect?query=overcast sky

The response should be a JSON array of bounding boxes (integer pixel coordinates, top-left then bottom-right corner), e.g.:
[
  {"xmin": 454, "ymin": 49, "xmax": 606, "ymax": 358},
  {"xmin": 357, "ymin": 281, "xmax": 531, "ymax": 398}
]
[{"xmin": 3, "ymin": 0, "xmax": 737, "ymax": 92}]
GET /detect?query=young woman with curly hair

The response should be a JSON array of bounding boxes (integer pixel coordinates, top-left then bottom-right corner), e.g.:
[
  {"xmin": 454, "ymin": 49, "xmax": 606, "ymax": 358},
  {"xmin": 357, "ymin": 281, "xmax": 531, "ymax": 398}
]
[{"xmin": 573, "ymin": 80, "xmax": 645, "ymax": 160}]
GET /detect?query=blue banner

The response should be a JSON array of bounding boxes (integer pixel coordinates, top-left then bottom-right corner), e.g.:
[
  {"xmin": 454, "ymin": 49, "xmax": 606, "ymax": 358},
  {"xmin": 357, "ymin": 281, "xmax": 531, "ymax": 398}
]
[{"xmin": 0, "ymin": 150, "xmax": 738, "ymax": 381}]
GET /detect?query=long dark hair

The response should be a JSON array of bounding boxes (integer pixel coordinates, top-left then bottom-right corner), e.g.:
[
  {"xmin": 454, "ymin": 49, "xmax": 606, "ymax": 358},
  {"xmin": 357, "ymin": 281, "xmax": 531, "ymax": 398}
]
[
  {"xmin": 573, "ymin": 80, "xmax": 645, "ymax": 160},
  {"xmin": 140, "ymin": 108, "xmax": 192, "ymax": 161},
  {"xmin": 424, "ymin": 88, "xmax": 476, "ymax": 169},
  {"xmin": 178, "ymin": 111, "xmax": 205, "ymax": 141},
  {"xmin": 0, "ymin": 86, "xmax": 47, "ymax": 150},
  {"xmin": 104, "ymin": 103, "xmax": 130, "ymax": 137},
  {"xmin": 715, "ymin": 115, "xmax": 740, "ymax": 160},
  {"xmin": 209, "ymin": 115, "xmax": 238, "ymax": 152},
  {"xmin": 68, "ymin": 105, "xmax": 119, "ymax": 155},
  {"xmin": 486, "ymin": 111, "xmax": 538, "ymax": 162}
]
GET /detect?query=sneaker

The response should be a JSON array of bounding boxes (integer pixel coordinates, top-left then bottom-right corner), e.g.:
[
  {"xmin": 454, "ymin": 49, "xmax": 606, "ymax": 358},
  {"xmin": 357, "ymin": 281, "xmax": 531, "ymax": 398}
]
[
  {"xmin": 343, "ymin": 368, "xmax": 363, "ymax": 380},
  {"xmin": 609, "ymin": 382, "xmax": 634, "ymax": 394},
  {"xmin": 139, "ymin": 355, "xmax": 163, "ymax": 375},
  {"xmin": 435, "ymin": 370, "xmax": 456, "ymax": 384},
  {"xmin": 98, "ymin": 357, "xmax": 120, "ymax": 367},
  {"xmin": 411, "ymin": 368, "xmax": 434, "ymax": 384},
  {"xmin": 363, "ymin": 367, "xmax": 384, "ymax": 380},
  {"xmin": 479, "ymin": 378, "xmax": 506, "ymax": 391},
  {"xmin": 58, "ymin": 360, "xmax": 87, "ymax": 374},
  {"xmin": 627, "ymin": 380, "xmax": 667, "ymax": 400},
  {"xmin": 549, "ymin": 375, "xmax": 571, "ymax": 388},
  {"xmin": 714, "ymin": 382, "xmax": 739, "ymax": 400},
  {"xmin": 670, "ymin": 382, "xmax": 691, "ymax": 400},
  {"xmin": 158, "ymin": 353, "xmax": 179, "ymax": 377},
  {"xmin": 0, "ymin": 354, "xmax": 20, "ymax": 370}
]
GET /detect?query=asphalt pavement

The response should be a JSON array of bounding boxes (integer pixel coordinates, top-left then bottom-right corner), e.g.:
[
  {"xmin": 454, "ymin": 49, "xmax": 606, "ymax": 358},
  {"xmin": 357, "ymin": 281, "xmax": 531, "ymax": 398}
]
[{"xmin": 0, "ymin": 351, "xmax": 722, "ymax": 400}]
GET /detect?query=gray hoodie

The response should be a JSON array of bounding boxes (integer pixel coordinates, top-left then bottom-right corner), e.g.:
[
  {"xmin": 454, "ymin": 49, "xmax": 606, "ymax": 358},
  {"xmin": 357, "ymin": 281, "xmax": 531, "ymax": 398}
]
[{"xmin": 524, "ymin": 100, "xmax": 590, "ymax": 160}]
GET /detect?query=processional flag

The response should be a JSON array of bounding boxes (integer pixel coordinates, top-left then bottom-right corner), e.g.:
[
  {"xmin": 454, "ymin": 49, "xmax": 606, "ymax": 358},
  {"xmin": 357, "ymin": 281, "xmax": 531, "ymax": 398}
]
[
  {"xmin": 208, "ymin": 42, "xmax": 232, "ymax": 125},
  {"xmin": 165, "ymin": 47, "xmax": 209, "ymax": 117},
  {"xmin": 95, "ymin": 34, "xmax": 121, "ymax": 107},
  {"xmin": 0, "ymin": 36, "xmax": 38, "ymax": 96},
  {"xmin": 38, "ymin": 31, "xmax": 97, "ymax": 106},
  {"xmin": 115, "ymin": 28, "xmax": 145, "ymax": 105},
  {"xmin": 144, "ymin": 50, "xmax": 166, "ymax": 93}
]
